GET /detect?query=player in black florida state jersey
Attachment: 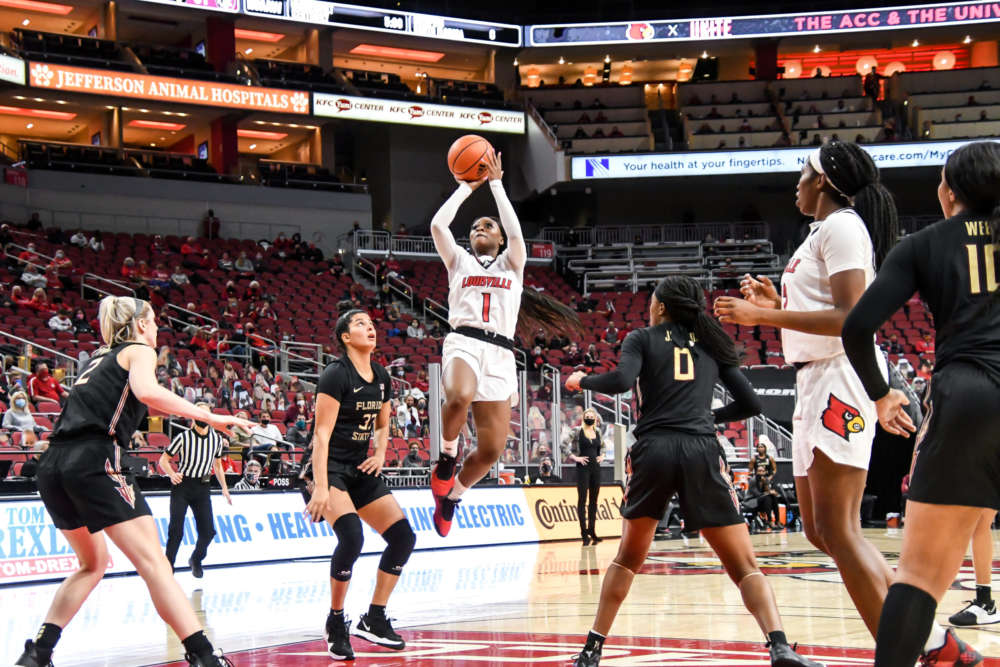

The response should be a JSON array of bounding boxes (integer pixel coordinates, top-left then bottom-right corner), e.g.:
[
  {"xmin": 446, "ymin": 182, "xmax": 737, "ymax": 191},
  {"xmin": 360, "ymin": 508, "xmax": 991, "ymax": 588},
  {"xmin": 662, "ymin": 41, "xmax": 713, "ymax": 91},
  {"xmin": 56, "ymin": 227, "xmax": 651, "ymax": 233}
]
[
  {"xmin": 565, "ymin": 276, "xmax": 822, "ymax": 667},
  {"xmin": 302, "ymin": 309, "xmax": 416, "ymax": 661},
  {"xmin": 843, "ymin": 141, "xmax": 1000, "ymax": 666},
  {"xmin": 15, "ymin": 296, "xmax": 253, "ymax": 667}
]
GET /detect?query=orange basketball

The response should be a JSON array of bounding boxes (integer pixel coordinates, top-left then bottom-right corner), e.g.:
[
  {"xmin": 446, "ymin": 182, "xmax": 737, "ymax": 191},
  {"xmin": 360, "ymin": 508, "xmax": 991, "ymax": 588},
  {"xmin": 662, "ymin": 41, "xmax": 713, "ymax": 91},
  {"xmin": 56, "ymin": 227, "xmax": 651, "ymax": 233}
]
[{"xmin": 447, "ymin": 135, "xmax": 493, "ymax": 181}]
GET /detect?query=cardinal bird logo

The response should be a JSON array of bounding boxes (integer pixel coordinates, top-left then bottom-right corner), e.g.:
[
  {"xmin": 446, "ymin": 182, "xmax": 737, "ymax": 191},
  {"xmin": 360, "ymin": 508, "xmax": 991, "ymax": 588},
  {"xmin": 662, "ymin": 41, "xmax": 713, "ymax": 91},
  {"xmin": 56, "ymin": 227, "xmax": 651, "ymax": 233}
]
[
  {"xmin": 821, "ymin": 394, "xmax": 866, "ymax": 441},
  {"xmin": 626, "ymin": 22, "xmax": 655, "ymax": 40}
]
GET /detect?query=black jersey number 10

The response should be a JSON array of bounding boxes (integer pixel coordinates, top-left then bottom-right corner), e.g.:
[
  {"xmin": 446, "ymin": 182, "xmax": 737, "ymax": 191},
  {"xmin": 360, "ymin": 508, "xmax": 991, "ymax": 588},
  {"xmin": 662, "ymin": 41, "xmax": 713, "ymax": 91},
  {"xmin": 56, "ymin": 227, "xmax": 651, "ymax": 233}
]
[{"xmin": 966, "ymin": 243, "xmax": 1000, "ymax": 294}]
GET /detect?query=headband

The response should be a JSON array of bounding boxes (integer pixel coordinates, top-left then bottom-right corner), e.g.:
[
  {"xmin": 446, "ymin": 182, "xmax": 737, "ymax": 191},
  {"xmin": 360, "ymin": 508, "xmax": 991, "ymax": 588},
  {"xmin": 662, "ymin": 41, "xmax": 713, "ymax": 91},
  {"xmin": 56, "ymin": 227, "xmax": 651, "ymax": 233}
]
[{"xmin": 808, "ymin": 148, "xmax": 849, "ymax": 199}]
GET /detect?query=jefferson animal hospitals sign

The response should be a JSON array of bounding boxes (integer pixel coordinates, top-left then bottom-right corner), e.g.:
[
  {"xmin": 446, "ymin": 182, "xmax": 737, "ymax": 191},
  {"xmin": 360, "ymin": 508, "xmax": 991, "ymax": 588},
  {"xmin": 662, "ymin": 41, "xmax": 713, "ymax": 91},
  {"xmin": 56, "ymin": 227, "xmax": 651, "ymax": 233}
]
[{"xmin": 28, "ymin": 62, "xmax": 310, "ymax": 114}]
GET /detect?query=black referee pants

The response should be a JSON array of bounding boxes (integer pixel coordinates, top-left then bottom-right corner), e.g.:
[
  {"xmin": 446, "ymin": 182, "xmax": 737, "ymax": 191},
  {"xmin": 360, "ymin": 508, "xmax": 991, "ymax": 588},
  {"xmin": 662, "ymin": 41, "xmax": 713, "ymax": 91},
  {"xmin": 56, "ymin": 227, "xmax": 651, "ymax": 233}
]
[{"xmin": 165, "ymin": 477, "xmax": 216, "ymax": 567}]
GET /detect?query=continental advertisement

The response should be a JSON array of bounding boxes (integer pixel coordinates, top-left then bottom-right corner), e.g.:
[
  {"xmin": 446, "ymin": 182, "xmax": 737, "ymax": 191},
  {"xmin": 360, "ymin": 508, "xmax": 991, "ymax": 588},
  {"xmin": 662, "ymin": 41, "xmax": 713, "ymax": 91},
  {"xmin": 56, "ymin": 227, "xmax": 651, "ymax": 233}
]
[{"xmin": 523, "ymin": 483, "xmax": 625, "ymax": 541}]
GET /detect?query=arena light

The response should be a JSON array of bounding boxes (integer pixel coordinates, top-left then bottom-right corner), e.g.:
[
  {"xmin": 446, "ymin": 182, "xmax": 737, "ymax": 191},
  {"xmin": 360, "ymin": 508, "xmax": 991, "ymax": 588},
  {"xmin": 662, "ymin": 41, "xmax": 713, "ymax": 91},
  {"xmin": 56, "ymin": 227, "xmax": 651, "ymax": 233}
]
[
  {"xmin": 348, "ymin": 44, "xmax": 445, "ymax": 63},
  {"xmin": 237, "ymin": 129, "xmax": 287, "ymax": 140},
  {"xmin": 0, "ymin": 0, "xmax": 73, "ymax": 14},
  {"xmin": 0, "ymin": 105, "xmax": 76, "ymax": 119},
  {"xmin": 233, "ymin": 28, "xmax": 284, "ymax": 42},
  {"xmin": 128, "ymin": 119, "xmax": 186, "ymax": 131}
]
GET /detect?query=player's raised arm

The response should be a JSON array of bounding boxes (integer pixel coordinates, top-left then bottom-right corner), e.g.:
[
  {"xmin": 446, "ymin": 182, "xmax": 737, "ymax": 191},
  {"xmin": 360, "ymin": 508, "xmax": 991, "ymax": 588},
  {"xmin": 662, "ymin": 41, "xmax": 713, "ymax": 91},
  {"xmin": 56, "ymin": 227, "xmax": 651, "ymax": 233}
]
[
  {"xmin": 430, "ymin": 179, "xmax": 479, "ymax": 272},
  {"xmin": 485, "ymin": 151, "xmax": 526, "ymax": 275}
]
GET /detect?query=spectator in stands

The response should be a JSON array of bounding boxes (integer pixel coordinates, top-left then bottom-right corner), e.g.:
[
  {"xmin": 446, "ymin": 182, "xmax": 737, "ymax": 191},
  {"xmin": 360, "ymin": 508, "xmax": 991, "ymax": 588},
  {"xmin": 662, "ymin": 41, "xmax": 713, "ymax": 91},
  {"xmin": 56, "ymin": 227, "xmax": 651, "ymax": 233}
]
[
  {"xmin": 20, "ymin": 264, "xmax": 46, "ymax": 290},
  {"xmin": 916, "ymin": 357, "xmax": 933, "ymax": 381},
  {"xmin": 706, "ymin": 107, "xmax": 722, "ymax": 120},
  {"xmin": 27, "ymin": 363, "xmax": 66, "ymax": 405},
  {"xmin": 882, "ymin": 334, "xmax": 904, "ymax": 355},
  {"xmin": 607, "ymin": 125, "xmax": 624, "ymax": 138},
  {"xmin": 48, "ymin": 309, "xmax": 72, "ymax": 333},
  {"xmin": 71, "ymin": 308, "xmax": 94, "ymax": 335},
  {"xmin": 120, "ymin": 257, "xmax": 136, "ymax": 280},
  {"xmin": 574, "ymin": 127, "xmax": 588, "ymax": 139},
  {"xmin": 401, "ymin": 441, "xmax": 424, "ymax": 468},
  {"xmin": 243, "ymin": 280, "xmax": 263, "ymax": 301},
  {"xmin": 603, "ymin": 323, "xmax": 619, "ymax": 346},
  {"xmin": 3, "ymin": 390, "xmax": 42, "ymax": 444},
  {"xmin": 217, "ymin": 252, "xmax": 233, "ymax": 272},
  {"xmin": 915, "ymin": 332, "xmax": 935, "ymax": 355},
  {"xmin": 968, "ymin": 95, "xmax": 979, "ymax": 106},
  {"xmin": 304, "ymin": 243, "xmax": 323, "ymax": 262},
  {"xmin": 180, "ymin": 236, "xmax": 200, "ymax": 256},
  {"xmin": 407, "ymin": 319, "xmax": 426, "ymax": 340},
  {"xmin": 584, "ymin": 343, "xmax": 600, "ymax": 367},
  {"xmin": 17, "ymin": 242, "xmax": 38, "ymax": 266},
  {"xmin": 284, "ymin": 416, "xmax": 310, "ymax": 447},
  {"xmin": 88, "ymin": 231, "xmax": 104, "ymax": 252},
  {"xmin": 28, "ymin": 288, "xmax": 53, "ymax": 314},
  {"xmin": 47, "ymin": 250, "xmax": 73, "ymax": 290},
  {"xmin": 25, "ymin": 212, "xmax": 42, "ymax": 232},
  {"xmin": 564, "ymin": 341, "xmax": 584, "ymax": 366},
  {"xmin": 151, "ymin": 235, "xmax": 167, "ymax": 254},
  {"xmin": 69, "ymin": 228, "xmax": 87, "ymax": 247},
  {"xmin": 250, "ymin": 410, "xmax": 282, "ymax": 449},
  {"xmin": 284, "ymin": 392, "xmax": 310, "ymax": 427},
  {"xmin": 234, "ymin": 251, "xmax": 254, "ymax": 274},
  {"xmin": 136, "ymin": 260, "xmax": 152, "ymax": 282},
  {"xmin": 202, "ymin": 209, "xmax": 220, "ymax": 239},
  {"xmin": 593, "ymin": 127, "xmax": 606, "ymax": 138},
  {"xmin": 148, "ymin": 262, "xmax": 171, "ymax": 290},
  {"xmin": 19, "ymin": 440, "xmax": 48, "ymax": 477},
  {"xmin": 747, "ymin": 464, "xmax": 782, "ymax": 529},
  {"xmin": 169, "ymin": 265, "xmax": 190, "ymax": 289}
]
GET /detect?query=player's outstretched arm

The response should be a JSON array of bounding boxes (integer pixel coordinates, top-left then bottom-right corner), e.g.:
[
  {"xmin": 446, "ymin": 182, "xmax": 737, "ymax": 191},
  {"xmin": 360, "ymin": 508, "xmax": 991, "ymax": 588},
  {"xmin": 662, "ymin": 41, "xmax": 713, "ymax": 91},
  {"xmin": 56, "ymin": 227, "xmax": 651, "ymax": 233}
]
[
  {"xmin": 714, "ymin": 365, "xmax": 763, "ymax": 423},
  {"xmin": 567, "ymin": 332, "xmax": 643, "ymax": 395},
  {"xmin": 485, "ymin": 152, "xmax": 526, "ymax": 274},
  {"xmin": 430, "ymin": 178, "xmax": 476, "ymax": 272}
]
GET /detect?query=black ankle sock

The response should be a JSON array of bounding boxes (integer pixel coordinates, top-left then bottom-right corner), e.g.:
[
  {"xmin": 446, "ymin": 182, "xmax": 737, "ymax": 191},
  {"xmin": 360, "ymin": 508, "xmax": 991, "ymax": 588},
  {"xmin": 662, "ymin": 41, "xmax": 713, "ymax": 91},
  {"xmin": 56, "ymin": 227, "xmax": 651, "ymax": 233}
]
[
  {"xmin": 327, "ymin": 608, "xmax": 344, "ymax": 629},
  {"xmin": 977, "ymin": 585, "xmax": 993, "ymax": 607},
  {"xmin": 586, "ymin": 630, "xmax": 606, "ymax": 650},
  {"xmin": 33, "ymin": 623, "xmax": 61, "ymax": 661},
  {"xmin": 181, "ymin": 630, "xmax": 214, "ymax": 659},
  {"xmin": 368, "ymin": 603, "xmax": 386, "ymax": 618},
  {"xmin": 874, "ymin": 583, "xmax": 937, "ymax": 667},
  {"xmin": 436, "ymin": 453, "xmax": 455, "ymax": 479},
  {"xmin": 767, "ymin": 630, "xmax": 788, "ymax": 646}
]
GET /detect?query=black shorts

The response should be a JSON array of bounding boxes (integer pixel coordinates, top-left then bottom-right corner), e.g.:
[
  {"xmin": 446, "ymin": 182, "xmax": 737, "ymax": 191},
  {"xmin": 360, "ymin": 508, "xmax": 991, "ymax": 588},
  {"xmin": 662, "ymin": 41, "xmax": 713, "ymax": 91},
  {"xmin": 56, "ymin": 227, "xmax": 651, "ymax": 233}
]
[
  {"xmin": 36, "ymin": 440, "xmax": 152, "ymax": 533},
  {"xmin": 623, "ymin": 432, "xmax": 743, "ymax": 531},
  {"xmin": 327, "ymin": 460, "xmax": 392, "ymax": 510},
  {"xmin": 909, "ymin": 363, "xmax": 1000, "ymax": 509}
]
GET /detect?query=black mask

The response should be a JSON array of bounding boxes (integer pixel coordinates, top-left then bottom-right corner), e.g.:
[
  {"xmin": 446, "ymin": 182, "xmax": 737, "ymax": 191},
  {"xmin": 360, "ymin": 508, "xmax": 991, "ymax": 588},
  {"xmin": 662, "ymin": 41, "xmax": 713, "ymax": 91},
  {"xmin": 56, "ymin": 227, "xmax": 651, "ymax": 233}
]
[
  {"xmin": 583, "ymin": 417, "xmax": 595, "ymax": 426},
  {"xmin": 193, "ymin": 420, "xmax": 209, "ymax": 430},
  {"xmin": 541, "ymin": 463, "xmax": 552, "ymax": 474},
  {"xmin": 261, "ymin": 418, "xmax": 270, "ymax": 425}
]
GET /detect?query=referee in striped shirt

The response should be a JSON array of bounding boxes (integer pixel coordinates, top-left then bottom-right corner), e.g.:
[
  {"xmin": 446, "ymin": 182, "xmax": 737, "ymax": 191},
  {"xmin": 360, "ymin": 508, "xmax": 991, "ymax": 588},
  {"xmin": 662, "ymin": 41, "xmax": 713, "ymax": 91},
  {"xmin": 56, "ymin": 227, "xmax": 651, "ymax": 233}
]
[{"xmin": 158, "ymin": 401, "xmax": 232, "ymax": 578}]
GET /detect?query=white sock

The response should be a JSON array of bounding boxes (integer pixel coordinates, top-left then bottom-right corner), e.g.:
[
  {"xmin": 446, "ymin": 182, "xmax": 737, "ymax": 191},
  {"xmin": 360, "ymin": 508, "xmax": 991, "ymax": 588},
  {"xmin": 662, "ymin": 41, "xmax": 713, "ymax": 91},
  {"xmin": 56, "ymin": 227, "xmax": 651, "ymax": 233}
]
[
  {"xmin": 442, "ymin": 438, "xmax": 458, "ymax": 457},
  {"xmin": 447, "ymin": 478, "xmax": 468, "ymax": 501},
  {"xmin": 924, "ymin": 622, "xmax": 947, "ymax": 653}
]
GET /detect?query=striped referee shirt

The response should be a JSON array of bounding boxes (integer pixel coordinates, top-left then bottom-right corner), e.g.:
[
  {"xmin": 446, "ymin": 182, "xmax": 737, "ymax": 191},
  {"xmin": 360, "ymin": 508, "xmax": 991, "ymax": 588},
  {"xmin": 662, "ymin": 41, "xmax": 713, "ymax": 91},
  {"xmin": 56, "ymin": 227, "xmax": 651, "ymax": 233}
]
[{"xmin": 166, "ymin": 428, "xmax": 225, "ymax": 478}]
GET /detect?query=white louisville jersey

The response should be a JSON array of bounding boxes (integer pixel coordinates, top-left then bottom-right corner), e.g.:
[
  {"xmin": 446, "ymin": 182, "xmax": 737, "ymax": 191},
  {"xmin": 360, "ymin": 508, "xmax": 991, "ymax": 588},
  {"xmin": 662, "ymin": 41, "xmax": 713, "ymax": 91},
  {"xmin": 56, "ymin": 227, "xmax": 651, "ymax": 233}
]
[
  {"xmin": 447, "ymin": 248, "xmax": 523, "ymax": 339},
  {"xmin": 780, "ymin": 208, "xmax": 875, "ymax": 364}
]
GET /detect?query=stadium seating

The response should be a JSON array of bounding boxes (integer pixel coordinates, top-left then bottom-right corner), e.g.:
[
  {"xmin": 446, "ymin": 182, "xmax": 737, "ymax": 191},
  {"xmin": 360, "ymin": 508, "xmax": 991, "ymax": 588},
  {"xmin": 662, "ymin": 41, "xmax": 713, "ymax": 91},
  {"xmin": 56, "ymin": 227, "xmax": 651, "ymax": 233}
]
[
  {"xmin": 523, "ymin": 85, "xmax": 653, "ymax": 155},
  {"xmin": 15, "ymin": 28, "xmax": 131, "ymax": 72}
]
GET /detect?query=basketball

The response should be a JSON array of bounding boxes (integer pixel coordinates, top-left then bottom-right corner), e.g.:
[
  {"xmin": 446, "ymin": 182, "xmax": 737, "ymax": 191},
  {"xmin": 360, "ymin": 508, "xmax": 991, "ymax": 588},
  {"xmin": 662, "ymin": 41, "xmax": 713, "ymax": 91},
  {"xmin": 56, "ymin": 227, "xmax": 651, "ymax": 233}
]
[{"xmin": 447, "ymin": 134, "xmax": 493, "ymax": 181}]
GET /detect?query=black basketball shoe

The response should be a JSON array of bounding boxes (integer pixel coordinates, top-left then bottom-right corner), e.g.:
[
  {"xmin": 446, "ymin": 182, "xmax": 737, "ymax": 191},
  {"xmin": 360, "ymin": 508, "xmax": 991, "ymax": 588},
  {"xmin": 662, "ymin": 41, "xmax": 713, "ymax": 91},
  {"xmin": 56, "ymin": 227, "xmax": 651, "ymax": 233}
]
[
  {"xmin": 353, "ymin": 612, "xmax": 405, "ymax": 650},
  {"xmin": 768, "ymin": 641, "xmax": 826, "ymax": 667},
  {"xmin": 574, "ymin": 644, "xmax": 601, "ymax": 667},
  {"xmin": 185, "ymin": 648, "xmax": 234, "ymax": 666},
  {"xmin": 14, "ymin": 640, "xmax": 53, "ymax": 667},
  {"xmin": 324, "ymin": 616, "xmax": 355, "ymax": 661}
]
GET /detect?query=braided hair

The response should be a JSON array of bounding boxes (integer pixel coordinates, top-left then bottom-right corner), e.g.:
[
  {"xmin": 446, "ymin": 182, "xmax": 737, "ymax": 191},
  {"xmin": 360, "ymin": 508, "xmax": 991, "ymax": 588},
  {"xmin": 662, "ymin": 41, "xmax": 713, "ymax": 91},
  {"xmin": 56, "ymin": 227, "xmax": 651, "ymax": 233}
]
[
  {"xmin": 653, "ymin": 275, "xmax": 740, "ymax": 367},
  {"xmin": 815, "ymin": 140, "xmax": 899, "ymax": 268}
]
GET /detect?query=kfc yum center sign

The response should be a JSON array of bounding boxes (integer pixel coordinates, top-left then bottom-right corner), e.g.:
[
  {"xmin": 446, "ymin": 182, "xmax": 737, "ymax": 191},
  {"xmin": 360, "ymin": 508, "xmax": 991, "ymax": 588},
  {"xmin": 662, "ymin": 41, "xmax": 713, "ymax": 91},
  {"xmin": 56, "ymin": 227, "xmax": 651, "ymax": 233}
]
[
  {"xmin": 313, "ymin": 92, "xmax": 525, "ymax": 133},
  {"xmin": 29, "ymin": 63, "xmax": 310, "ymax": 114}
]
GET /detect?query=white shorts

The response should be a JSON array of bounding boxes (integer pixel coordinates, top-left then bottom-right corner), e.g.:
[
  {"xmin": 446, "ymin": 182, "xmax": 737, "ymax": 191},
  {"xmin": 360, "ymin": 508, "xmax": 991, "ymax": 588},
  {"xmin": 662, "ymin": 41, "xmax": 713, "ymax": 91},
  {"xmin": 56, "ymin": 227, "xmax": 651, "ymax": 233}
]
[
  {"xmin": 442, "ymin": 332, "xmax": 518, "ymax": 403},
  {"xmin": 791, "ymin": 352, "xmax": 886, "ymax": 477}
]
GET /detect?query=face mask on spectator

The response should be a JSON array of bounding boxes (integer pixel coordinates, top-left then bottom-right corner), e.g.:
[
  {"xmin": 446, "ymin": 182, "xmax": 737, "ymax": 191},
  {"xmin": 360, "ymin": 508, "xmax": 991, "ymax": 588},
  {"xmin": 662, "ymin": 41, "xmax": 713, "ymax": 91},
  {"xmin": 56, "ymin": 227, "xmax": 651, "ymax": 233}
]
[
  {"xmin": 261, "ymin": 417, "xmax": 270, "ymax": 425},
  {"xmin": 36, "ymin": 368, "xmax": 48, "ymax": 378},
  {"xmin": 297, "ymin": 400, "xmax": 305, "ymax": 407},
  {"xmin": 295, "ymin": 419, "xmax": 306, "ymax": 430},
  {"xmin": 584, "ymin": 417, "xmax": 596, "ymax": 426},
  {"xmin": 14, "ymin": 398, "xmax": 26, "ymax": 409}
]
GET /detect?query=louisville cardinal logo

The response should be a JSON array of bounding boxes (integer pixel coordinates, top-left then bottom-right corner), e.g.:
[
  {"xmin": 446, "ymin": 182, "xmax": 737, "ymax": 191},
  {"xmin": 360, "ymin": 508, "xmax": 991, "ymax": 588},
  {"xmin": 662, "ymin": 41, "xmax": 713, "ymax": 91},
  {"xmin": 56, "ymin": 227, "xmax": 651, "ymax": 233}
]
[
  {"xmin": 821, "ymin": 394, "xmax": 865, "ymax": 441},
  {"xmin": 626, "ymin": 22, "xmax": 655, "ymax": 40}
]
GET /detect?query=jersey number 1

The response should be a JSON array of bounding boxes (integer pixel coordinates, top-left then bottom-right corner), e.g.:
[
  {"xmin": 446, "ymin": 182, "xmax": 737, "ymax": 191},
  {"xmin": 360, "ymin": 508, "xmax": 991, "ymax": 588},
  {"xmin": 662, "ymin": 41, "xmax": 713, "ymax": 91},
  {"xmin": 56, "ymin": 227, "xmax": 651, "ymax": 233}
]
[
  {"xmin": 967, "ymin": 243, "xmax": 1000, "ymax": 294},
  {"xmin": 481, "ymin": 293, "xmax": 491, "ymax": 323}
]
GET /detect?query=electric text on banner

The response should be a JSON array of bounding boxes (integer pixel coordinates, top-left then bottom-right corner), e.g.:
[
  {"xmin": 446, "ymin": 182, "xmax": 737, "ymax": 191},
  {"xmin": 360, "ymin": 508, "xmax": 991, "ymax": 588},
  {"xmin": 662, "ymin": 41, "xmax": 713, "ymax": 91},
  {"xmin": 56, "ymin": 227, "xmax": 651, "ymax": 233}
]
[
  {"xmin": 313, "ymin": 92, "xmax": 525, "ymax": 134},
  {"xmin": 28, "ymin": 62, "xmax": 310, "ymax": 115}
]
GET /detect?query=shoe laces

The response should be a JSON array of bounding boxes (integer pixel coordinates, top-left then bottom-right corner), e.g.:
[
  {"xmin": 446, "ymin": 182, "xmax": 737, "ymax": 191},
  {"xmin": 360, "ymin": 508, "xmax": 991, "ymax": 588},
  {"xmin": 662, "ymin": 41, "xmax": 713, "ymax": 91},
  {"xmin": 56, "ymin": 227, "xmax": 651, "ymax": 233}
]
[{"xmin": 213, "ymin": 649, "xmax": 235, "ymax": 667}]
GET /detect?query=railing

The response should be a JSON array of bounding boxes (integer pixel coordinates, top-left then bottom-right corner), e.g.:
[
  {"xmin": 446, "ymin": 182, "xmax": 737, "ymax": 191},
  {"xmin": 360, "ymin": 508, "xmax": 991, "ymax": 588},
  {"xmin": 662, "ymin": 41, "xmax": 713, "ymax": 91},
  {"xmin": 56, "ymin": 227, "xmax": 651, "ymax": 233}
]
[
  {"xmin": 0, "ymin": 330, "xmax": 83, "ymax": 384},
  {"xmin": 713, "ymin": 382, "xmax": 793, "ymax": 459},
  {"xmin": 279, "ymin": 340, "xmax": 323, "ymax": 383},
  {"xmin": 353, "ymin": 230, "xmax": 553, "ymax": 265},
  {"xmin": 542, "ymin": 222, "xmax": 770, "ymax": 246},
  {"xmin": 583, "ymin": 269, "xmax": 714, "ymax": 294},
  {"xmin": 527, "ymin": 102, "xmax": 561, "ymax": 151},
  {"xmin": 162, "ymin": 303, "xmax": 218, "ymax": 332},
  {"xmin": 422, "ymin": 297, "xmax": 449, "ymax": 329},
  {"xmin": 80, "ymin": 273, "xmax": 136, "ymax": 300}
]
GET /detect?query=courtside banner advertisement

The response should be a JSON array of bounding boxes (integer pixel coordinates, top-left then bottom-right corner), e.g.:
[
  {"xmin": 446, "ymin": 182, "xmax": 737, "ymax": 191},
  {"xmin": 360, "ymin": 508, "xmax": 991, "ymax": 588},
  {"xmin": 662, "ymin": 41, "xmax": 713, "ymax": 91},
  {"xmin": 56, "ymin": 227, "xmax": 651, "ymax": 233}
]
[
  {"xmin": 0, "ymin": 54, "xmax": 25, "ymax": 86},
  {"xmin": 313, "ymin": 92, "xmax": 525, "ymax": 134},
  {"xmin": 529, "ymin": 0, "xmax": 1000, "ymax": 45},
  {"xmin": 27, "ymin": 62, "xmax": 310, "ymax": 115},
  {"xmin": 571, "ymin": 138, "xmax": 1000, "ymax": 180},
  {"xmin": 523, "ymin": 484, "xmax": 624, "ymax": 541},
  {"xmin": 0, "ymin": 487, "xmax": 537, "ymax": 584}
]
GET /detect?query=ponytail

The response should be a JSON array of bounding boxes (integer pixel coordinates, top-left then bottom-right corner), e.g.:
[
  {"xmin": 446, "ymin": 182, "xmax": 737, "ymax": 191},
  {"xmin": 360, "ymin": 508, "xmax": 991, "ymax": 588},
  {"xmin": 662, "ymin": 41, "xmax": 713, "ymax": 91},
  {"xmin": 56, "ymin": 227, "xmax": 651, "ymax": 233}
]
[
  {"xmin": 653, "ymin": 276, "xmax": 740, "ymax": 367},
  {"xmin": 817, "ymin": 140, "xmax": 899, "ymax": 269},
  {"xmin": 97, "ymin": 295, "xmax": 149, "ymax": 353},
  {"xmin": 516, "ymin": 287, "xmax": 583, "ymax": 341}
]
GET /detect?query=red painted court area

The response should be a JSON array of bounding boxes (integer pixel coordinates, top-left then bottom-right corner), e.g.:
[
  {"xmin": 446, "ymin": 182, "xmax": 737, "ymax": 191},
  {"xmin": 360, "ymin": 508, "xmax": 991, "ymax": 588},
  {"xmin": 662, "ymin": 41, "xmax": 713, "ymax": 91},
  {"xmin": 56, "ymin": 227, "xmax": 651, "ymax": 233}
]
[{"xmin": 153, "ymin": 629, "xmax": 902, "ymax": 665}]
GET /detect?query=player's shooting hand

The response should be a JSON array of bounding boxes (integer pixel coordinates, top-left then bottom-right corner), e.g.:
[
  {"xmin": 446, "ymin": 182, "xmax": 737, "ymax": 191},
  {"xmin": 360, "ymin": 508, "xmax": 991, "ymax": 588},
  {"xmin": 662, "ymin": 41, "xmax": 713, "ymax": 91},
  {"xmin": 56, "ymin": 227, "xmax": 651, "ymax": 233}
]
[
  {"xmin": 484, "ymin": 150, "xmax": 503, "ymax": 181},
  {"xmin": 875, "ymin": 389, "xmax": 916, "ymax": 437}
]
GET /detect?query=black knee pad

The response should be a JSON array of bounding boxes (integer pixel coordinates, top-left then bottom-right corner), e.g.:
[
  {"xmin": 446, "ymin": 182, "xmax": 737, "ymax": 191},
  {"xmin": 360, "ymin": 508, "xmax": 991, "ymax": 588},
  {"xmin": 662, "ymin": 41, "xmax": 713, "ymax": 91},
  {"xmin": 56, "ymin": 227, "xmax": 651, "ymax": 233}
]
[
  {"xmin": 330, "ymin": 513, "xmax": 364, "ymax": 581},
  {"xmin": 378, "ymin": 519, "xmax": 416, "ymax": 576}
]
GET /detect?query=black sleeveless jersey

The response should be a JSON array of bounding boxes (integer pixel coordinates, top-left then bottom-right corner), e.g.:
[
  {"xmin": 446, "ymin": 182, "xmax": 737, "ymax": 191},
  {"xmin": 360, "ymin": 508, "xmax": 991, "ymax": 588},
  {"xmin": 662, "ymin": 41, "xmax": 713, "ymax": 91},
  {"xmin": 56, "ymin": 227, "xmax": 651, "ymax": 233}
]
[
  {"xmin": 50, "ymin": 342, "xmax": 148, "ymax": 449},
  {"xmin": 316, "ymin": 358, "xmax": 391, "ymax": 466},
  {"xmin": 845, "ymin": 213, "xmax": 1000, "ymax": 399}
]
